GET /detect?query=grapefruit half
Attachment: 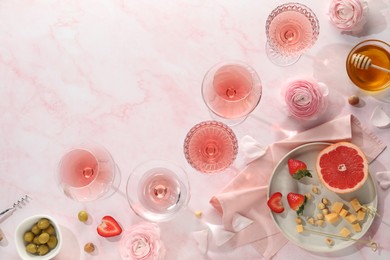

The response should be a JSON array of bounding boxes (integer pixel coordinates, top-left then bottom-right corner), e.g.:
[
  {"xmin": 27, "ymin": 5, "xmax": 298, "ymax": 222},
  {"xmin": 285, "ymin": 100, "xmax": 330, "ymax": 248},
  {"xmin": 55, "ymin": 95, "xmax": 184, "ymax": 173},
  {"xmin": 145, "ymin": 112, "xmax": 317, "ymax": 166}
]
[{"xmin": 316, "ymin": 142, "xmax": 368, "ymax": 194}]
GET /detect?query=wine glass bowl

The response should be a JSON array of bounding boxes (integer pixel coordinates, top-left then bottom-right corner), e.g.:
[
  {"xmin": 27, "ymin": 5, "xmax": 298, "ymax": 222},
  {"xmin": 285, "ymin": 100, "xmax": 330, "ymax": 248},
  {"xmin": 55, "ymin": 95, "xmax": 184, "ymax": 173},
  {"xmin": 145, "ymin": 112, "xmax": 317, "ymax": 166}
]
[
  {"xmin": 265, "ymin": 2, "xmax": 320, "ymax": 66},
  {"xmin": 57, "ymin": 143, "xmax": 119, "ymax": 202},
  {"xmin": 184, "ymin": 121, "xmax": 238, "ymax": 174},
  {"xmin": 126, "ymin": 160, "xmax": 190, "ymax": 222},
  {"xmin": 202, "ymin": 61, "xmax": 262, "ymax": 126}
]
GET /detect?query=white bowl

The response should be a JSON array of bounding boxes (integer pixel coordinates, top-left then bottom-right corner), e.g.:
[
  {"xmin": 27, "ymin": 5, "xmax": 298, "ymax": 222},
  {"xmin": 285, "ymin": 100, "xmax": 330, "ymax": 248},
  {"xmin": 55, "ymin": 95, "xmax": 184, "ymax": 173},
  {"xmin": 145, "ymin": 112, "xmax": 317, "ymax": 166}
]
[{"xmin": 15, "ymin": 215, "xmax": 62, "ymax": 260}]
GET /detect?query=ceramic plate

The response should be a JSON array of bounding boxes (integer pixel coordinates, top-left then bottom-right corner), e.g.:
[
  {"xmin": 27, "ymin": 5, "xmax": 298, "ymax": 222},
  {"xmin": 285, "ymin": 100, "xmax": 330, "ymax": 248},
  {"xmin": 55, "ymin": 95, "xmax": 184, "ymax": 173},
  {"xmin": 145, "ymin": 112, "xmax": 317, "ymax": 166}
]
[{"xmin": 268, "ymin": 142, "xmax": 377, "ymax": 252}]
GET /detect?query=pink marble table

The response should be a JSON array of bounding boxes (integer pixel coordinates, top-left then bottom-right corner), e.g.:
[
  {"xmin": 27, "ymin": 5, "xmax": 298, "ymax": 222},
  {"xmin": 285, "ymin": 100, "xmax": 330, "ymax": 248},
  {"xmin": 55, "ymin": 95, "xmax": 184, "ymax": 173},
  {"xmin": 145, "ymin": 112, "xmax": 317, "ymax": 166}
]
[{"xmin": 1, "ymin": 0, "xmax": 389, "ymax": 259}]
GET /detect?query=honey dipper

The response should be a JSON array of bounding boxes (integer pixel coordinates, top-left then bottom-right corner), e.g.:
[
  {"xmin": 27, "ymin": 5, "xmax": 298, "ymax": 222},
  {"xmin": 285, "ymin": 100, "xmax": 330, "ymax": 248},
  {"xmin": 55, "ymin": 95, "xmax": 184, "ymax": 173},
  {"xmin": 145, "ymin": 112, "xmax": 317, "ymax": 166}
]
[{"xmin": 351, "ymin": 53, "xmax": 390, "ymax": 73}]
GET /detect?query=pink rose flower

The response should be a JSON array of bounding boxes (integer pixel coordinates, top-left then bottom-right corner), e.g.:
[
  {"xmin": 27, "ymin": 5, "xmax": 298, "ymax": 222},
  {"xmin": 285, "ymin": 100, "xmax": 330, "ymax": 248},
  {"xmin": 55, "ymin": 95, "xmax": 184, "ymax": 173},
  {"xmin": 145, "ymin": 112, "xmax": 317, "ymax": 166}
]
[
  {"xmin": 329, "ymin": 0, "xmax": 369, "ymax": 33},
  {"xmin": 119, "ymin": 222, "xmax": 166, "ymax": 260},
  {"xmin": 283, "ymin": 77, "xmax": 328, "ymax": 120}
]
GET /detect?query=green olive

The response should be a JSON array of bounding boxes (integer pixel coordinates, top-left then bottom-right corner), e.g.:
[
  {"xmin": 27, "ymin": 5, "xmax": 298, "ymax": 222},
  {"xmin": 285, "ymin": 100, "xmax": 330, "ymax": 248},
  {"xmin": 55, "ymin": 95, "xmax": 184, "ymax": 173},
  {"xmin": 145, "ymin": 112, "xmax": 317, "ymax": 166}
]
[
  {"xmin": 43, "ymin": 225, "xmax": 55, "ymax": 235},
  {"xmin": 37, "ymin": 244, "xmax": 49, "ymax": 256},
  {"xmin": 23, "ymin": 231, "xmax": 34, "ymax": 243},
  {"xmin": 26, "ymin": 243, "xmax": 37, "ymax": 254},
  {"xmin": 78, "ymin": 210, "xmax": 89, "ymax": 222},
  {"xmin": 32, "ymin": 236, "xmax": 40, "ymax": 245},
  {"xmin": 47, "ymin": 235, "xmax": 58, "ymax": 249},
  {"xmin": 31, "ymin": 224, "xmax": 41, "ymax": 235},
  {"xmin": 37, "ymin": 218, "xmax": 50, "ymax": 230},
  {"xmin": 38, "ymin": 232, "xmax": 50, "ymax": 244}
]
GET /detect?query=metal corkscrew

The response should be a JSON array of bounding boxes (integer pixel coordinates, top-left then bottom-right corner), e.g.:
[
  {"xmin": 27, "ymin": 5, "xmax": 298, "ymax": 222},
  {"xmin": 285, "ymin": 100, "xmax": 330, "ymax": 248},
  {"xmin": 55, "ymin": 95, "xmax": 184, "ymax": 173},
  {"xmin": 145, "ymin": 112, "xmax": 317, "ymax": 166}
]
[{"xmin": 0, "ymin": 195, "xmax": 31, "ymax": 217}]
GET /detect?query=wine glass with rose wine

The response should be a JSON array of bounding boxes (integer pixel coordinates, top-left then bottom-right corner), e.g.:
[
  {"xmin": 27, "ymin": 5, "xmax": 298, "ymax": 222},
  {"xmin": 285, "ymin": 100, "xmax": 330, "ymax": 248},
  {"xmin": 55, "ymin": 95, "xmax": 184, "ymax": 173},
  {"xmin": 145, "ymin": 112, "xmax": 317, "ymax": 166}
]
[
  {"xmin": 126, "ymin": 160, "xmax": 190, "ymax": 222},
  {"xmin": 202, "ymin": 60, "xmax": 262, "ymax": 126},
  {"xmin": 184, "ymin": 121, "xmax": 238, "ymax": 174},
  {"xmin": 58, "ymin": 143, "xmax": 120, "ymax": 202},
  {"xmin": 265, "ymin": 2, "xmax": 320, "ymax": 66}
]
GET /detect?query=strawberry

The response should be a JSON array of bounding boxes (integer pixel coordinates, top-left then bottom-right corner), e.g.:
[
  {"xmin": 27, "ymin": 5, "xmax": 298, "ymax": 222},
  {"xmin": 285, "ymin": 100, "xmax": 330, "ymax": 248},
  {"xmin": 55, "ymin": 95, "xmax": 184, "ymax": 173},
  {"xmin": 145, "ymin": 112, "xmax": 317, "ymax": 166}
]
[
  {"xmin": 267, "ymin": 192, "xmax": 284, "ymax": 213},
  {"xmin": 287, "ymin": 192, "xmax": 307, "ymax": 216},
  {"xmin": 287, "ymin": 158, "xmax": 312, "ymax": 180},
  {"xmin": 97, "ymin": 216, "xmax": 122, "ymax": 237}
]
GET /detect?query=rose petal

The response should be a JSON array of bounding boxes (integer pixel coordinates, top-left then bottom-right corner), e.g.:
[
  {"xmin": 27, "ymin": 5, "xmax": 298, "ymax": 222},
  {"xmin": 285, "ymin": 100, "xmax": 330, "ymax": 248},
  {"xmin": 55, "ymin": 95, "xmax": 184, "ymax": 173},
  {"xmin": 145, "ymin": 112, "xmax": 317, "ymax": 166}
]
[
  {"xmin": 207, "ymin": 224, "xmax": 235, "ymax": 247},
  {"xmin": 232, "ymin": 213, "xmax": 253, "ymax": 232},
  {"xmin": 192, "ymin": 229, "xmax": 209, "ymax": 254},
  {"xmin": 239, "ymin": 135, "xmax": 266, "ymax": 164},
  {"xmin": 371, "ymin": 106, "xmax": 390, "ymax": 128},
  {"xmin": 376, "ymin": 171, "xmax": 390, "ymax": 190},
  {"xmin": 317, "ymin": 82, "xmax": 329, "ymax": 96}
]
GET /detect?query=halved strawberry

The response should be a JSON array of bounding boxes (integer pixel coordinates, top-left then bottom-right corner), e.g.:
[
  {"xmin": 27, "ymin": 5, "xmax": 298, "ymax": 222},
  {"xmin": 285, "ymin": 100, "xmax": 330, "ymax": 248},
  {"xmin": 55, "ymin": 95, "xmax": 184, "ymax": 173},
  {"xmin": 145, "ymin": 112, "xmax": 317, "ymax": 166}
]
[
  {"xmin": 287, "ymin": 159, "xmax": 312, "ymax": 180},
  {"xmin": 287, "ymin": 192, "xmax": 307, "ymax": 216},
  {"xmin": 97, "ymin": 216, "xmax": 122, "ymax": 237},
  {"xmin": 267, "ymin": 192, "xmax": 284, "ymax": 213}
]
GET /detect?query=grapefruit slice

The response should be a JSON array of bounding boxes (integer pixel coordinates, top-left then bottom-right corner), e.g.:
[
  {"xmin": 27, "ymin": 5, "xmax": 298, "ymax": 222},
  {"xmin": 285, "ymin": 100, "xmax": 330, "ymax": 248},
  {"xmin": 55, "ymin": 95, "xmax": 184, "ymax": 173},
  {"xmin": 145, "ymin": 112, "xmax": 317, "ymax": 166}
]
[{"xmin": 316, "ymin": 142, "xmax": 368, "ymax": 194}]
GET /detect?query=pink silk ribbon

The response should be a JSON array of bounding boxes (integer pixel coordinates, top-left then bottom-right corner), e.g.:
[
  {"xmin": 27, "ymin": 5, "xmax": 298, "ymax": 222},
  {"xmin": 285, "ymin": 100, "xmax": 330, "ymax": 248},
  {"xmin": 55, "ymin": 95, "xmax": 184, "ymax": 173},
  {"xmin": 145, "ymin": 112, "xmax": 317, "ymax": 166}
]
[{"xmin": 210, "ymin": 114, "xmax": 386, "ymax": 259}]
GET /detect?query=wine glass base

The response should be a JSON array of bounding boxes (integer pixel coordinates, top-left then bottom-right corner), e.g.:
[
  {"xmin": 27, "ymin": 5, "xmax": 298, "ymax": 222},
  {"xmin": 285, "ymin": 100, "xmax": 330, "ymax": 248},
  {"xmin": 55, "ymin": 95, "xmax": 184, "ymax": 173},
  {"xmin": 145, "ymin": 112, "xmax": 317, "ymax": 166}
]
[
  {"xmin": 266, "ymin": 42, "xmax": 301, "ymax": 67},
  {"xmin": 101, "ymin": 163, "xmax": 122, "ymax": 200},
  {"xmin": 208, "ymin": 110, "xmax": 248, "ymax": 127}
]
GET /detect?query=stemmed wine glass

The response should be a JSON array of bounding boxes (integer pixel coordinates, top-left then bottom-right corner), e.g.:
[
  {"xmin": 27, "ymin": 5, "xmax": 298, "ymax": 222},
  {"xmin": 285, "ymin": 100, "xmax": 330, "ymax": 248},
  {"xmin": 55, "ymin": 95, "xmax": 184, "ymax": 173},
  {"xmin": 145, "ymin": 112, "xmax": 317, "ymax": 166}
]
[
  {"xmin": 57, "ymin": 143, "xmax": 120, "ymax": 202},
  {"xmin": 202, "ymin": 60, "xmax": 262, "ymax": 126},
  {"xmin": 126, "ymin": 160, "xmax": 190, "ymax": 222},
  {"xmin": 184, "ymin": 121, "xmax": 238, "ymax": 174},
  {"xmin": 265, "ymin": 3, "xmax": 320, "ymax": 66}
]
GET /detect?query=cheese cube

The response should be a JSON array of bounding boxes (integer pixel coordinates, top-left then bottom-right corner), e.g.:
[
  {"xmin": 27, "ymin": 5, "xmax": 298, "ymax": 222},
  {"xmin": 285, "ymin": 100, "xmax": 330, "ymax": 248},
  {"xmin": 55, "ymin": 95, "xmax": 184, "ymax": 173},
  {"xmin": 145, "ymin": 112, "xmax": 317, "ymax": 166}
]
[
  {"xmin": 356, "ymin": 210, "xmax": 366, "ymax": 221},
  {"xmin": 350, "ymin": 198, "xmax": 362, "ymax": 212},
  {"xmin": 346, "ymin": 214, "xmax": 357, "ymax": 224},
  {"xmin": 339, "ymin": 208, "xmax": 348, "ymax": 218},
  {"xmin": 352, "ymin": 223, "xmax": 362, "ymax": 232},
  {"xmin": 332, "ymin": 202, "xmax": 344, "ymax": 214},
  {"xmin": 325, "ymin": 213, "xmax": 339, "ymax": 224},
  {"xmin": 296, "ymin": 224, "xmax": 304, "ymax": 233},
  {"xmin": 339, "ymin": 227, "xmax": 351, "ymax": 237},
  {"xmin": 195, "ymin": 211, "xmax": 203, "ymax": 218}
]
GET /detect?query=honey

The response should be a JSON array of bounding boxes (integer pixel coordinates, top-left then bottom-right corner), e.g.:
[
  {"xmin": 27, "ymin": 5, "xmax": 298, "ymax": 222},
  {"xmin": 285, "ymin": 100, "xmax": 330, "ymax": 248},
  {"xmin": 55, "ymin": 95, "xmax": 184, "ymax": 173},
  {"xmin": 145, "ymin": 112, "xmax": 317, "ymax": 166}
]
[{"xmin": 346, "ymin": 40, "xmax": 390, "ymax": 92}]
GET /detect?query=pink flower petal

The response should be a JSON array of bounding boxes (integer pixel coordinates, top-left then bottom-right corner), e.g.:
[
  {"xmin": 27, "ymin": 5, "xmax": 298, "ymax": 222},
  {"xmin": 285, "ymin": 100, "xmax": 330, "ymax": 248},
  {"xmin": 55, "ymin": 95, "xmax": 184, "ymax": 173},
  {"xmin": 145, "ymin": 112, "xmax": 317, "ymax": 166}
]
[
  {"xmin": 232, "ymin": 213, "xmax": 253, "ymax": 232},
  {"xmin": 376, "ymin": 171, "xmax": 390, "ymax": 189},
  {"xmin": 192, "ymin": 229, "xmax": 209, "ymax": 254},
  {"xmin": 371, "ymin": 106, "xmax": 390, "ymax": 128}
]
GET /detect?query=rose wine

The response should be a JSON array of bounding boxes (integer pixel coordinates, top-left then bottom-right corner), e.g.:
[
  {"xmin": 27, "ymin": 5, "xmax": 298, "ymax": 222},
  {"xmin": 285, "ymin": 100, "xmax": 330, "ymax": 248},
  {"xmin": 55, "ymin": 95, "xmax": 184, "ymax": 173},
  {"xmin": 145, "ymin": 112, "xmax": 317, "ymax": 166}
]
[
  {"xmin": 60, "ymin": 149, "xmax": 98, "ymax": 188},
  {"xmin": 138, "ymin": 169, "xmax": 183, "ymax": 213},
  {"xmin": 265, "ymin": 3, "xmax": 319, "ymax": 64},
  {"xmin": 268, "ymin": 9, "xmax": 313, "ymax": 55},
  {"xmin": 347, "ymin": 44, "xmax": 390, "ymax": 92},
  {"xmin": 126, "ymin": 160, "xmax": 190, "ymax": 222},
  {"xmin": 184, "ymin": 121, "xmax": 238, "ymax": 173},
  {"xmin": 59, "ymin": 147, "xmax": 115, "ymax": 201},
  {"xmin": 203, "ymin": 63, "xmax": 262, "ymax": 122}
]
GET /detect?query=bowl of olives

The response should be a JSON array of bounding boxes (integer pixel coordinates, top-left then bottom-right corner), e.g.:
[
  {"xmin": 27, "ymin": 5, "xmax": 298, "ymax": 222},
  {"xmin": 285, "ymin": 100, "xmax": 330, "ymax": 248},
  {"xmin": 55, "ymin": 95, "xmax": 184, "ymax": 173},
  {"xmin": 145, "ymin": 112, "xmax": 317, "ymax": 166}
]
[{"xmin": 15, "ymin": 215, "xmax": 62, "ymax": 260}]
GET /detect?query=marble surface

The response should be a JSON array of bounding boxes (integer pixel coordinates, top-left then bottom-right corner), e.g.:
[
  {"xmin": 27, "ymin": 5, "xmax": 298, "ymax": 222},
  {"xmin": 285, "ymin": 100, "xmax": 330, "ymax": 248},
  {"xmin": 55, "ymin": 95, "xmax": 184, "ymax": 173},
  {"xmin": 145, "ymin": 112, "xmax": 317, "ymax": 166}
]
[{"xmin": 1, "ymin": 0, "xmax": 390, "ymax": 259}]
